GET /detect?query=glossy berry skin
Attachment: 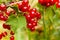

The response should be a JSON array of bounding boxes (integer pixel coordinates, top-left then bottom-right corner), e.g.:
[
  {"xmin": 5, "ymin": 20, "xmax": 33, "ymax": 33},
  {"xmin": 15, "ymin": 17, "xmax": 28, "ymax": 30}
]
[
  {"xmin": 30, "ymin": 27, "xmax": 35, "ymax": 31},
  {"xmin": 10, "ymin": 36, "xmax": 14, "ymax": 40},
  {"xmin": 30, "ymin": 18, "xmax": 37, "ymax": 26},
  {"xmin": 27, "ymin": 23, "xmax": 33, "ymax": 28},
  {"xmin": 2, "ymin": 32, "xmax": 7, "ymax": 37},
  {"xmin": 56, "ymin": 2, "xmax": 60, "ymax": 8},
  {"xmin": 22, "ymin": 0, "xmax": 28, "ymax": 6},
  {"xmin": 29, "ymin": 10, "xmax": 36, "ymax": 18},
  {"xmin": 30, "ymin": 8, "xmax": 37, "ymax": 12},
  {"xmin": 0, "ymin": 15, "xmax": 8, "ymax": 21},
  {"xmin": 25, "ymin": 14, "xmax": 31, "ymax": 22},
  {"xmin": 38, "ymin": 0, "xmax": 44, "ymax": 5},
  {"xmin": 18, "ymin": 2, "xmax": 23, "ymax": 11},
  {"xmin": 50, "ymin": 0, "xmax": 56, "ymax": 5},
  {"xmin": 10, "ymin": 31, "xmax": 14, "ymax": 35},
  {"xmin": 0, "ymin": 34, "xmax": 2, "ymax": 39},
  {"xmin": 32, "ymin": 20, "xmax": 37, "ymax": 26},
  {"xmin": 21, "ymin": 5, "xmax": 30, "ymax": 12},
  {"xmin": 46, "ymin": 0, "xmax": 50, "ymax": 3},
  {"xmin": 0, "ymin": 4, "xmax": 6, "ymax": 11},
  {"xmin": 5, "ymin": 10, "xmax": 11, "ymax": 16},
  {"xmin": 46, "ymin": 3, "xmax": 51, "ymax": 7},
  {"xmin": 30, "ymin": 18, "xmax": 35, "ymax": 23},
  {"xmin": 3, "ymin": 23, "xmax": 11, "ymax": 30},
  {"xmin": 35, "ymin": 12, "xmax": 41, "ymax": 19}
]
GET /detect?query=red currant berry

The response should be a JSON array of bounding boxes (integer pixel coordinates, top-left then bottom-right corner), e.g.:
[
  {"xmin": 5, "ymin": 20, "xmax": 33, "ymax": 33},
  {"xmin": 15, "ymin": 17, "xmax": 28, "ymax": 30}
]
[
  {"xmin": 3, "ymin": 16, "xmax": 8, "ymax": 21},
  {"xmin": 35, "ymin": 12, "xmax": 41, "ymax": 19},
  {"xmin": 0, "ymin": 4, "xmax": 6, "ymax": 11},
  {"xmin": 38, "ymin": 0, "xmax": 44, "ymax": 5},
  {"xmin": 50, "ymin": 0, "xmax": 56, "ymax": 5},
  {"xmin": 30, "ymin": 8, "xmax": 37, "ymax": 12},
  {"xmin": 0, "ymin": 12, "xmax": 3, "ymax": 16},
  {"xmin": 25, "ymin": 14, "xmax": 31, "ymax": 22},
  {"xmin": 10, "ymin": 31, "xmax": 14, "ymax": 35},
  {"xmin": 46, "ymin": 0, "xmax": 50, "ymax": 3},
  {"xmin": 46, "ymin": 3, "xmax": 51, "ymax": 7},
  {"xmin": 29, "ymin": 10, "xmax": 36, "ymax": 18},
  {"xmin": 56, "ymin": 2, "xmax": 60, "ymax": 8},
  {"xmin": 3, "ymin": 23, "xmax": 11, "ymax": 30},
  {"xmin": 32, "ymin": 20, "xmax": 37, "ymax": 26},
  {"xmin": 21, "ymin": 5, "xmax": 30, "ymax": 12},
  {"xmin": 22, "ymin": 0, "xmax": 28, "ymax": 6},
  {"xmin": 27, "ymin": 23, "xmax": 33, "ymax": 28},
  {"xmin": 10, "ymin": 36, "xmax": 14, "ymax": 40},
  {"xmin": 5, "ymin": 10, "xmax": 11, "ymax": 16},
  {"xmin": 30, "ymin": 18, "xmax": 35, "ymax": 23},
  {"xmin": 30, "ymin": 27, "xmax": 35, "ymax": 31},
  {"xmin": 0, "ymin": 34, "xmax": 2, "ymax": 39},
  {"xmin": 2, "ymin": 32, "xmax": 7, "ymax": 37},
  {"xmin": 18, "ymin": 1, "xmax": 23, "ymax": 10}
]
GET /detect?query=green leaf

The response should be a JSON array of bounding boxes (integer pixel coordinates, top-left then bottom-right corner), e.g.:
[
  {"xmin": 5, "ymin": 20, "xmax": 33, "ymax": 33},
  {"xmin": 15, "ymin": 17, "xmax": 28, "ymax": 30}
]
[
  {"xmin": 6, "ymin": 14, "xmax": 26, "ymax": 32},
  {"xmin": 6, "ymin": 14, "xmax": 27, "ymax": 40}
]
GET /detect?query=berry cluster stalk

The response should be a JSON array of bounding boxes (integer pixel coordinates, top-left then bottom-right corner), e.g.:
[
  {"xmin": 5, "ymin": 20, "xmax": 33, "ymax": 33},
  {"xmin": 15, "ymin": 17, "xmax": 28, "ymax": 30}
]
[{"xmin": 43, "ymin": 7, "xmax": 47, "ymax": 40}]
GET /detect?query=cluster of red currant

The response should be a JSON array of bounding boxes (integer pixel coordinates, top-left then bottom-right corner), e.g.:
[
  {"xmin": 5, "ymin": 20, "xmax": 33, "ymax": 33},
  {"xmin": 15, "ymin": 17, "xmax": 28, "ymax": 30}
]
[
  {"xmin": 10, "ymin": 31, "xmax": 14, "ymax": 40},
  {"xmin": 38, "ymin": 0, "xmax": 57, "ymax": 7},
  {"xmin": 0, "ymin": 32, "xmax": 7, "ymax": 39},
  {"xmin": 17, "ymin": 0, "xmax": 41, "ymax": 31},
  {"xmin": 3, "ymin": 24, "xmax": 14, "ymax": 40},
  {"xmin": 0, "ymin": 30, "xmax": 14, "ymax": 40},
  {"xmin": 25, "ymin": 9, "xmax": 41, "ymax": 31},
  {"xmin": 0, "ymin": 4, "xmax": 15, "ymax": 21},
  {"xmin": 17, "ymin": 0, "xmax": 30, "ymax": 12},
  {"xmin": 0, "ymin": 0, "xmax": 41, "ymax": 40}
]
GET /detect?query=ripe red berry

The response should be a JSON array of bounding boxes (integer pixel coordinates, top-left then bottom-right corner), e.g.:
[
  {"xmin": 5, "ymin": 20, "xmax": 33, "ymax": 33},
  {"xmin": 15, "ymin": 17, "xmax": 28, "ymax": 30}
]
[
  {"xmin": 5, "ymin": 10, "xmax": 11, "ymax": 16},
  {"xmin": 10, "ymin": 31, "xmax": 14, "ymax": 35},
  {"xmin": 10, "ymin": 36, "xmax": 14, "ymax": 40},
  {"xmin": 27, "ymin": 23, "xmax": 33, "ymax": 28},
  {"xmin": 2, "ymin": 32, "xmax": 7, "ymax": 37},
  {"xmin": 18, "ymin": 2, "xmax": 23, "ymax": 10},
  {"xmin": 0, "ymin": 15, "xmax": 8, "ymax": 21},
  {"xmin": 38, "ymin": 0, "xmax": 44, "ymax": 5},
  {"xmin": 29, "ymin": 10, "xmax": 36, "ymax": 18},
  {"xmin": 21, "ymin": 5, "xmax": 30, "ymax": 12},
  {"xmin": 30, "ymin": 18, "xmax": 35, "ymax": 22},
  {"xmin": 30, "ymin": 27, "xmax": 35, "ymax": 31},
  {"xmin": 25, "ymin": 14, "xmax": 31, "ymax": 22},
  {"xmin": 0, "ymin": 4, "xmax": 6, "ymax": 11},
  {"xmin": 3, "ymin": 23, "xmax": 11, "ymax": 30},
  {"xmin": 35, "ymin": 12, "xmax": 41, "ymax": 19},
  {"xmin": 56, "ymin": 2, "xmax": 60, "ymax": 8},
  {"xmin": 30, "ymin": 8, "xmax": 37, "ymax": 12},
  {"xmin": 46, "ymin": 3, "xmax": 51, "ymax": 7},
  {"xmin": 32, "ymin": 20, "xmax": 37, "ymax": 26},
  {"xmin": 0, "ymin": 12, "xmax": 3, "ymax": 16},
  {"xmin": 46, "ymin": 0, "xmax": 50, "ymax": 3},
  {"xmin": 22, "ymin": 0, "xmax": 28, "ymax": 6},
  {"xmin": 50, "ymin": 0, "xmax": 56, "ymax": 5},
  {"xmin": 0, "ymin": 34, "xmax": 2, "ymax": 39}
]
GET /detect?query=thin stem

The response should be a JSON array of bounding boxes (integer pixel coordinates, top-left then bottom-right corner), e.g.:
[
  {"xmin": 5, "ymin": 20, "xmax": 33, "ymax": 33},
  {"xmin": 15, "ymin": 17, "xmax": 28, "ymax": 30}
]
[
  {"xmin": 43, "ymin": 7, "xmax": 47, "ymax": 40},
  {"xmin": 26, "ymin": 28, "xmax": 31, "ymax": 40}
]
